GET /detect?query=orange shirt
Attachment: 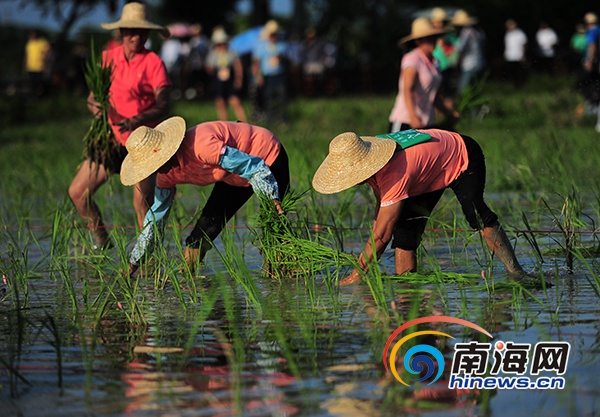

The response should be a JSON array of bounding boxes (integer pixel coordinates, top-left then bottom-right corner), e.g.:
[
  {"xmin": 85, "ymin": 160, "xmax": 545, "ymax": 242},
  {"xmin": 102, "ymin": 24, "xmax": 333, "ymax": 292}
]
[
  {"xmin": 366, "ymin": 129, "xmax": 468, "ymax": 206},
  {"xmin": 103, "ymin": 46, "xmax": 171, "ymax": 145},
  {"xmin": 157, "ymin": 121, "xmax": 281, "ymax": 188}
]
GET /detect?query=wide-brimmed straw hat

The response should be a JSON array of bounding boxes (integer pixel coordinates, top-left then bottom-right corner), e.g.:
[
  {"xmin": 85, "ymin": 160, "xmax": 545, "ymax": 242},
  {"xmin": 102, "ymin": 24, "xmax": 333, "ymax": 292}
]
[
  {"xmin": 399, "ymin": 17, "xmax": 448, "ymax": 45},
  {"xmin": 120, "ymin": 116, "xmax": 187, "ymax": 186},
  {"xmin": 261, "ymin": 20, "xmax": 280, "ymax": 39},
  {"xmin": 585, "ymin": 12, "xmax": 598, "ymax": 25},
  {"xmin": 101, "ymin": 2, "xmax": 170, "ymax": 38},
  {"xmin": 452, "ymin": 10, "xmax": 478, "ymax": 26},
  {"xmin": 312, "ymin": 132, "xmax": 396, "ymax": 194},
  {"xmin": 212, "ymin": 29, "xmax": 229, "ymax": 44},
  {"xmin": 430, "ymin": 7, "xmax": 448, "ymax": 23}
]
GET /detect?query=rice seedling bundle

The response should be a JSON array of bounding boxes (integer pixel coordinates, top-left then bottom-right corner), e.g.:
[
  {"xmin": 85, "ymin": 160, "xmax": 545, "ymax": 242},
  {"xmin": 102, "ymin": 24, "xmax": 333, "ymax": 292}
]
[
  {"xmin": 82, "ymin": 40, "xmax": 118, "ymax": 167},
  {"xmin": 256, "ymin": 190, "xmax": 355, "ymax": 279}
]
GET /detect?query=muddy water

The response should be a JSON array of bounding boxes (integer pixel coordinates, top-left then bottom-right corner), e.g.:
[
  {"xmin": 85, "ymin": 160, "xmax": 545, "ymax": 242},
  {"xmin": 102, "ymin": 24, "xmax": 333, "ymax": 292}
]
[{"xmin": 1, "ymin": 227, "xmax": 599, "ymax": 417}]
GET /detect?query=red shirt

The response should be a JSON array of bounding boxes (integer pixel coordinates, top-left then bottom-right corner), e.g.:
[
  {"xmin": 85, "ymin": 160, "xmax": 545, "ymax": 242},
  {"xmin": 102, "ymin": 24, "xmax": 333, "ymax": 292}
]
[
  {"xmin": 102, "ymin": 46, "xmax": 171, "ymax": 145},
  {"xmin": 366, "ymin": 129, "xmax": 468, "ymax": 206},
  {"xmin": 157, "ymin": 121, "xmax": 282, "ymax": 188}
]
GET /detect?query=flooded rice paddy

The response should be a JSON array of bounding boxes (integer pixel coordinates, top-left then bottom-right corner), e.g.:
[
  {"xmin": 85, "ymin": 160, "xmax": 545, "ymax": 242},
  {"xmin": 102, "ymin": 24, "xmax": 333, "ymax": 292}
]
[{"xmin": 1, "ymin": 194, "xmax": 600, "ymax": 417}]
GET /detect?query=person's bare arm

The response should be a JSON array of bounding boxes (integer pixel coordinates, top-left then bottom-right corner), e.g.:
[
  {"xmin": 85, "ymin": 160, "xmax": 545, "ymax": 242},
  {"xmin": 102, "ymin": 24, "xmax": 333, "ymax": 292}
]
[
  {"xmin": 402, "ymin": 66, "xmax": 422, "ymax": 128},
  {"xmin": 116, "ymin": 85, "xmax": 171, "ymax": 133},
  {"xmin": 340, "ymin": 201, "xmax": 403, "ymax": 284}
]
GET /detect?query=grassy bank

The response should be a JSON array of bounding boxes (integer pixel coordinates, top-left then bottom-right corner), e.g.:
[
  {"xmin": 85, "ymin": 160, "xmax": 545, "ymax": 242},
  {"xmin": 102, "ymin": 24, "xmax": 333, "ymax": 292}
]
[{"xmin": 0, "ymin": 73, "xmax": 599, "ymax": 232}]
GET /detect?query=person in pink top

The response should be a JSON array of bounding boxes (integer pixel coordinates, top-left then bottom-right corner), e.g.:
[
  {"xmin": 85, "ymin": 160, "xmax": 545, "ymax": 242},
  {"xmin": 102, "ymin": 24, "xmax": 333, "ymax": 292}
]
[
  {"xmin": 119, "ymin": 117, "xmax": 289, "ymax": 275},
  {"xmin": 389, "ymin": 18, "xmax": 459, "ymax": 132},
  {"xmin": 68, "ymin": 2, "xmax": 172, "ymax": 250},
  {"xmin": 313, "ymin": 129, "xmax": 530, "ymax": 286}
]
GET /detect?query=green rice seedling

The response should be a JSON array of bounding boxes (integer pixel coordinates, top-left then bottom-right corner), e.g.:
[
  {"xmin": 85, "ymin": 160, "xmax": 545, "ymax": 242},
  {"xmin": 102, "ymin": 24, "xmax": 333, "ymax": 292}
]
[
  {"xmin": 541, "ymin": 190, "xmax": 586, "ymax": 273},
  {"xmin": 82, "ymin": 39, "xmax": 118, "ymax": 168},
  {"xmin": 455, "ymin": 72, "xmax": 489, "ymax": 118},
  {"xmin": 255, "ymin": 189, "xmax": 356, "ymax": 280},
  {"xmin": 216, "ymin": 226, "xmax": 263, "ymax": 313}
]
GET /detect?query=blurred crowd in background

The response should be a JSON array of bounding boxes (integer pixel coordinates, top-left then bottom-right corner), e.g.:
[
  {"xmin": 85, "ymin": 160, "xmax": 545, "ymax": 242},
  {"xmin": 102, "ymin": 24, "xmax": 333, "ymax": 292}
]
[{"xmin": 10, "ymin": 6, "xmax": 600, "ymax": 122}]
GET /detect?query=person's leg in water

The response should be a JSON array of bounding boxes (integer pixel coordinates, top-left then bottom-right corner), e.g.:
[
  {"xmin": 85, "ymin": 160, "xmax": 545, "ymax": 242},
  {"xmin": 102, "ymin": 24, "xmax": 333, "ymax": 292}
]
[
  {"xmin": 450, "ymin": 134, "xmax": 526, "ymax": 275},
  {"xmin": 480, "ymin": 222, "xmax": 525, "ymax": 274},
  {"xmin": 392, "ymin": 190, "xmax": 445, "ymax": 275},
  {"xmin": 68, "ymin": 159, "xmax": 111, "ymax": 248},
  {"xmin": 183, "ymin": 148, "xmax": 290, "ymax": 272},
  {"xmin": 183, "ymin": 182, "xmax": 254, "ymax": 272}
]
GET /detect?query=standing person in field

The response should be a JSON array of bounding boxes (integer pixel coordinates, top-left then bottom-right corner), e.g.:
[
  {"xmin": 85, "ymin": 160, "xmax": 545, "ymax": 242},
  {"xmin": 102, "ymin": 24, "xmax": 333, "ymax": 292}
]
[
  {"xmin": 451, "ymin": 10, "xmax": 486, "ymax": 96},
  {"xmin": 252, "ymin": 20, "xmax": 289, "ymax": 125},
  {"xmin": 312, "ymin": 129, "xmax": 528, "ymax": 285},
  {"xmin": 389, "ymin": 18, "xmax": 459, "ymax": 133},
  {"xmin": 502, "ymin": 19, "xmax": 528, "ymax": 87},
  {"xmin": 205, "ymin": 28, "xmax": 247, "ymax": 122},
  {"xmin": 68, "ymin": 2, "xmax": 171, "ymax": 249},
  {"xmin": 430, "ymin": 8, "xmax": 459, "ymax": 111},
  {"xmin": 119, "ymin": 117, "xmax": 289, "ymax": 275},
  {"xmin": 23, "ymin": 29, "xmax": 51, "ymax": 97},
  {"xmin": 534, "ymin": 21, "xmax": 559, "ymax": 74}
]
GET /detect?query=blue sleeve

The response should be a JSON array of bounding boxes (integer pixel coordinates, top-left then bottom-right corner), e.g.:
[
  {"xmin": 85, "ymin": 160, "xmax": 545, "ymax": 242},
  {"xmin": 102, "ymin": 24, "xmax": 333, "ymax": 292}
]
[
  {"xmin": 219, "ymin": 146, "xmax": 280, "ymax": 200},
  {"xmin": 129, "ymin": 187, "xmax": 174, "ymax": 266}
]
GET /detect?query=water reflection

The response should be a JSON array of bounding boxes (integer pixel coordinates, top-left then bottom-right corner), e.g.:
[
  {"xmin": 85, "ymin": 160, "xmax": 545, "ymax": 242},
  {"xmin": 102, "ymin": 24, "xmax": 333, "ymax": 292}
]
[{"xmin": 1, "ymin": 229, "xmax": 600, "ymax": 416}]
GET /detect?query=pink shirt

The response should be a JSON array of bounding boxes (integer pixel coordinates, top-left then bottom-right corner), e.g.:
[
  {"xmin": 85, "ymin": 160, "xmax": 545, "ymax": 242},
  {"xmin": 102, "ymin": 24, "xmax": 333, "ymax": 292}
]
[
  {"xmin": 366, "ymin": 129, "xmax": 468, "ymax": 206},
  {"xmin": 388, "ymin": 48, "xmax": 442, "ymax": 126},
  {"xmin": 157, "ymin": 121, "xmax": 281, "ymax": 188},
  {"xmin": 103, "ymin": 46, "xmax": 171, "ymax": 145}
]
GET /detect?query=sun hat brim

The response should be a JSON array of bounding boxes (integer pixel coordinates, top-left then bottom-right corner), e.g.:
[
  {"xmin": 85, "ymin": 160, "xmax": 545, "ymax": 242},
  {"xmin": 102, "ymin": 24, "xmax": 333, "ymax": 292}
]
[
  {"xmin": 312, "ymin": 136, "xmax": 397, "ymax": 194},
  {"xmin": 100, "ymin": 21, "xmax": 170, "ymax": 38},
  {"xmin": 120, "ymin": 117, "xmax": 187, "ymax": 186},
  {"xmin": 399, "ymin": 27, "xmax": 448, "ymax": 45}
]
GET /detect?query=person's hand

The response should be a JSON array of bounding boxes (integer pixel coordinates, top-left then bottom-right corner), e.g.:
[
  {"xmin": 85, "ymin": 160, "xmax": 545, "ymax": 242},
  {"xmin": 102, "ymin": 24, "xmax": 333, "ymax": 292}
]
[
  {"xmin": 87, "ymin": 97, "xmax": 102, "ymax": 118},
  {"xmin": 116, "ymin": 116, "xmax": 140, "ymax": 133},
  {"xmin": 182, "ymin": 247, "xmax": 201, "ymax": 273},
  {"xmin": 274, "ymin": 199, "xmax": 284, "ymax": 215},
  {"xmin": 409, "ymin": 115, "xmax": 423, "ymax": 128},
  {"xmin": 338, "ymin": 269, "xmax": 361, "ymax": 285},
  {"xmin": 127, "ymin": 263, "xmax": 139, "ymax": 279}
]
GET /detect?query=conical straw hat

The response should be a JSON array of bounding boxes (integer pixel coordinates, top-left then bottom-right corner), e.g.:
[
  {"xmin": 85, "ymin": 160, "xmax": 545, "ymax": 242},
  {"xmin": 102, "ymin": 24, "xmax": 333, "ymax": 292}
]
[
  {"xmin": 312, "ymin": 132, "xmax": 396, "ymax": 194},
  {"xmin": 101, "ymin": 2, "xmax": 170, "ymax": 38},
  {"xmin": 452, "ymin": 10, "xmax": 478, "ymax": 26},
  {"xmin": 399, "ymin": 17, "xmax": 449, "ymax": 45},
  {"xmin": 430, "ymin": 7, "xmax": 447, "ymax": 23},
  {"xmin": 120, "ymin": 116, "xmax": 187, "ymax": 186}
]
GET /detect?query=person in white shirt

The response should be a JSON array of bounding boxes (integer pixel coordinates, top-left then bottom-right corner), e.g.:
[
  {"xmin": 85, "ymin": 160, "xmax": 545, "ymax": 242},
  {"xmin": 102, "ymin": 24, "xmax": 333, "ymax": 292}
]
[
  {"xmin": 535, "ymin": 21, "xmax": 558, "ymax": 73},
  {"xmin": 503, "ymin": 19, "xmax": 528, "ymax": 86}
]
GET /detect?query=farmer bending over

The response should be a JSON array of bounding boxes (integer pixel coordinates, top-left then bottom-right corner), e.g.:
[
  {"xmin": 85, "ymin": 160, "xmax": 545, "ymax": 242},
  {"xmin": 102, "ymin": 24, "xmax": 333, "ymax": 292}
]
[
  {"xmin": 120, "ymin": 117, "xmax": 289, "ymax": 275},
  {"xmin": 312, "ymin": 129, "xmax": 528, "ymax": 285}
]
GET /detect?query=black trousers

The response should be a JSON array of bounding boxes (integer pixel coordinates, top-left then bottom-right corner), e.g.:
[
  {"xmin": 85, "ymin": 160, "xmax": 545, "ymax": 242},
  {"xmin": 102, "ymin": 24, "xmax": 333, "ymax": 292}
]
[
  {"xmin": 185, "ymin": 146, "xmax": 290, "ymax": 248},
  {"xmin": 391, "ymin": 134, "xmax": 498, "ymax": 251}
]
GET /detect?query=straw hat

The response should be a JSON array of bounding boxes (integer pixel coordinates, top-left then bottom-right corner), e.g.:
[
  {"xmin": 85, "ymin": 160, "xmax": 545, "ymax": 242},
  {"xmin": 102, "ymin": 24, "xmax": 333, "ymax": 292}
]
[
  {"xmin": 120, "ymin": 117, "xmax": 187, "ymax": 186},
  {"xmin": 212, "ymin": 29, "xmax": 229, "ymax": 44},
  {"xmin": 261, "ymin": 20, "xmax": 280, "ymax": 39},
  {"xmin": 451, "ymin": 10, "xmax": 478, "ymax": 26},
  {"xmin": 430, "ymin": 7, "xmax": 447, "ymax": 23},
  {"xmin": 585, "ymin": 12, "xmax": 598, "ymax": 24},
  {"xmin": 100, "ymin": 2, "xmax": 169, "ymax": 38},
  {"xmin": 399, "ymin": 17, "xmax": 448, "ymax": 45},
  {"xmin": 312, "ymin": 132, "xmax": 396, "ymax": 194}
]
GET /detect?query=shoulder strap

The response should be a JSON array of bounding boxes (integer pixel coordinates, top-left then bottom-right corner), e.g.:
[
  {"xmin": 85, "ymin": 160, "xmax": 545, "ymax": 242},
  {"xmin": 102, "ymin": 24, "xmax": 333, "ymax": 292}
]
[{"xmin": 375, "ymin": 129, "xmax": 432, "ymax": 149}]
